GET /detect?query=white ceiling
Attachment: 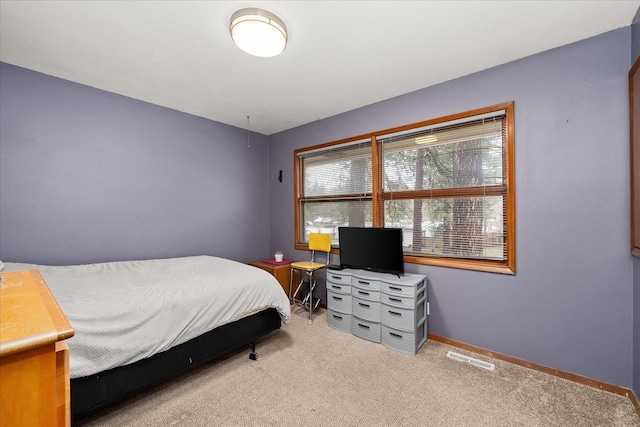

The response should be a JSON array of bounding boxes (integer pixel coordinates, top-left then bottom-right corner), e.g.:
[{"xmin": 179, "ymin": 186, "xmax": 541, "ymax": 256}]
[{"xmin": 1, "ymin": 1, "xmax": 638, "ymax": 135}]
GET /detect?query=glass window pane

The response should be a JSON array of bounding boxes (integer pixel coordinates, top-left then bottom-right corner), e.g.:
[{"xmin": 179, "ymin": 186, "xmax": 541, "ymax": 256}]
[
  {"xmin": 384, "ymin": 196, "xmax": 504, "ymax": 260},
  {"xmin": 382, "ymin": 120, "xmax": 503, "ymax": 191},
  {"xmin": 302, "ymin": 200, "xmax": 372, "ymax": 244},
  {"xmin": 302, "ymin": 142, "xmax": 372, "ymax": 197}
]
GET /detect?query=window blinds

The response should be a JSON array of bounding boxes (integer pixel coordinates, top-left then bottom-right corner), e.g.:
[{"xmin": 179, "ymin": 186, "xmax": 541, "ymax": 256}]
[
  {"xmin": 380, "ymin": 112, "xmax": 507, "ymax": 260},
  {"xmin": 298, "ymin": 139, "xmax": 373, "ymax": 242}
]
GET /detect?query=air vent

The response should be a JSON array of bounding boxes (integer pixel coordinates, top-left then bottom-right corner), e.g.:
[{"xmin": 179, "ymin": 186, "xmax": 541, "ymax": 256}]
[
  {"xmin": 447, "ymin": 351, "xmax": 495, "ymax": 371},
  {"xmin": 447, "ymin": 351, "xmax": 471, "ymax": 363}
]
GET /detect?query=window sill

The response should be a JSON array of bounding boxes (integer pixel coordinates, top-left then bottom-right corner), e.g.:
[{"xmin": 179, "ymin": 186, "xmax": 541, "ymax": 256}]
[{"xmin": 404, "ymin": 255, "xmax": 515, "ymax": 275}]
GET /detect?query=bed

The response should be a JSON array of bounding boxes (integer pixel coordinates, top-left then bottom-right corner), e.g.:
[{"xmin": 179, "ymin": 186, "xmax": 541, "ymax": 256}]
[{"xmin": 1, "ymin": 255, "xmax": 291, "ymax": 420}]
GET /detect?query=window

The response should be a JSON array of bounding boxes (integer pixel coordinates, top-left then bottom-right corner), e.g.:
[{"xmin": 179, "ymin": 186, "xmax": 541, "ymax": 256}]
[
  {"xmin": 294, "ymin": 102, "xmax": 515, "ymax": 274},
  {"xmin": 295, "ymin": 139, "xmax": 372, "ymax": 244}
]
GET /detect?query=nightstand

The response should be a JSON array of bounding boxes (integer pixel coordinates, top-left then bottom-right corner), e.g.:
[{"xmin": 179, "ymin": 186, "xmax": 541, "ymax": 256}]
[{"xmin": 248, "ymin": 260, "xmax": 292, "ymax": 296}]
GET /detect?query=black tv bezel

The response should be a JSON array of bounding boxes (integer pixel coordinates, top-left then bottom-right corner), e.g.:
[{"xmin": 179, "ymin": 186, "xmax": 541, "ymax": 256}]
[{"xmin": 338, "ymin": 226, "xmax": 405, "ymax": 276}]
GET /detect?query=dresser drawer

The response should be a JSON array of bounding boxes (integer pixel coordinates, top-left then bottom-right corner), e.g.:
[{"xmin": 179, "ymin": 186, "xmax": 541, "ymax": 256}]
[
  {"xmin": 326, "ymin": 272, "xmax": 352, "ymax": 285},
  {"xmin": 380, "ymin": 304, "xmax": 416, "ymax": 331},
  {"xmin": 381, "ymin": 298, "xmax": 427, "ymax": 331},
  {"xmin": 327, "ymin": 290, "xmax": 352, "ymax": 314},
  {"xmin": 380, "ymin": 292, "xmax": 415, "ymax": 309},
  {"xmin": 351, "ymin": 316, "xmax": 381, "ymax": 343},
  {"xmin": 327, "ymin": 281, "xmax": 351, "ymax": 294},
  {"xmin": 352, "ymin": 297, "xmax": 380, "ymax": 321},
  {"xmin": 351, "ymin": 277, "xmax": 380, "ymax": 292},
  {"xmin": 351, "ymin": 287, "xmax": 380, "ymax": 302},
  {"xmin": 381, "ymin": 323, "xmax": 426, "ymax": 355},
  {"xmin": 327, "ymin": 309, "xmax": 352, "ymax": 333},
  {"xmin": 381, "ymin": 279, "xmax": 426, "ymax": 299}
]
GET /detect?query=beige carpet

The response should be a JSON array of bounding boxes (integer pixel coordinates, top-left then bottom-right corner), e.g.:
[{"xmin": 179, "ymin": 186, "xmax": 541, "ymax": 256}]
[{"xmin": 77, "ymin": 307, "xmax": 639, "ymax": 426}]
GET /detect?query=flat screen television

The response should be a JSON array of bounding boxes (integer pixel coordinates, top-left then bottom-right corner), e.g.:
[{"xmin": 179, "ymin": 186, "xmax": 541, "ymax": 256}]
[{"xmin": 338, "ymin": 227, "xmax": 404, "ymax": 276}]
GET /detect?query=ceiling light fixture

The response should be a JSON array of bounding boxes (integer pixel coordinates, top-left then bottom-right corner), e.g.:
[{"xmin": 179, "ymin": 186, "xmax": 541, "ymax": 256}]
[{"xmin": 230, "ymin": 8, "xmax": 287, "ymax": 57}]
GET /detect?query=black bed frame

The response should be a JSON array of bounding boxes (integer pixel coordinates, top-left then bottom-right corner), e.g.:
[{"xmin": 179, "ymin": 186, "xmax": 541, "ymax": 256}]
[{"xmin": 71, "ymin": 307, "xmax": 282, "ymax": 420}]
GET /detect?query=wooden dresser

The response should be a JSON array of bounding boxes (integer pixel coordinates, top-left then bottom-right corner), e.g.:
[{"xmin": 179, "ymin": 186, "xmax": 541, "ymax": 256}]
[{"xmin": 0, "ymin": 269, "xmax": 75, "ymax": 427}]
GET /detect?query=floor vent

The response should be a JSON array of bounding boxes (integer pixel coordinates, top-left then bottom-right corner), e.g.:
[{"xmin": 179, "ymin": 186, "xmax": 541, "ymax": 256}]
[{"xmin": 447, "ymin": 351, "xmax": 495, "ymax": 371}]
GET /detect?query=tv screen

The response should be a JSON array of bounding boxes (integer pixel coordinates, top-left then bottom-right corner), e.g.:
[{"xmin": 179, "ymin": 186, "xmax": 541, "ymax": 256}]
[{"xmin": 338, "ymin": 227, "xmax": 404, "ymax": 275}]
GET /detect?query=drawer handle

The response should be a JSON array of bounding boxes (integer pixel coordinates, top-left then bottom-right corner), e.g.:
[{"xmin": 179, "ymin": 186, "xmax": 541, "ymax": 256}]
[
  {"xmin": 331, "ymin": 276, "xmax": 342, "ymax": 280},
  {"xmin": 332, "ymin": 314, "xmax": 343, "ymax": 320},
  {"xmin": 358, "ymin": 323, "xmax": 370, "ymax": 329},
  {"xmin": 358, "ymin": 290, "xmax": 369, "ymax": 296},
  {"xmin": 333, "ymin": 296, "xmax": 342, "ymax": 301},
  {"xmin": 388, "ymin": 310, "xmax": 402, "ymax": 316},
  {"xmin": 389, "ymin": 332, "xmax": 403, "ymax": 338},
  {"xmin": 358, "ymin": 280, "xmax": 370, "ymax": 285},
  {"xmin": 389, "ymin": 286, "xmax": 402, "ymax": 291},
  {"xmin": 358, "ymin": 302, "xmax": 370, "ymax": 308},
  {"xmin": 333, "ymin": 285, "xmax": 342, "ymax": 290},
  {"xmin": 389, "ymin": 297, "xmax": 402, "ymax": 303}
]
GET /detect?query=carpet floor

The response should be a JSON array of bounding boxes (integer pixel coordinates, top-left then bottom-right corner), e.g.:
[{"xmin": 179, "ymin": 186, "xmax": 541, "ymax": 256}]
[{"xmin": 77, "ymin": 307, "xmax": 640, "ymax": 426}]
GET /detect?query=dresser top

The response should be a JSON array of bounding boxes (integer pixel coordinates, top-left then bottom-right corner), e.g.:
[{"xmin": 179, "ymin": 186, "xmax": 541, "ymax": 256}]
[
  {"xmin": 0, "ymin": 269, "xmax": 74, "ymax": 357},
  {"xmin": 328, "ymin": 268, "xmax": 426, "ymax": 286}
]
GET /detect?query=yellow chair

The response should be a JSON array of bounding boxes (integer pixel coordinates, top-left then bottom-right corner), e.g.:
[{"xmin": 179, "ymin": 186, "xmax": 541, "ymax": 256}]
[{"xmin": 289, "ymin": 233, "xmax": 332, "ymax": 324}]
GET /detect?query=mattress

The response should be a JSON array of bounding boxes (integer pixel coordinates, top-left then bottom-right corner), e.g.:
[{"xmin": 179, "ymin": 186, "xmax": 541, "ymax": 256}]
[{"xmin": 2, "ymin": 255, "xmax": 291, "ymax": 378}]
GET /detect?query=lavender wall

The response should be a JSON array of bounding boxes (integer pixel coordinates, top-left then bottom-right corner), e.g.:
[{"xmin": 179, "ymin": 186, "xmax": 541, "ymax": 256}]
[
  {"xmin": 0, "ymin": 63, "xmax": 271, "ymax": 265},
  {"xmin": 270, "ymin": 28, "xmax": 634, "ymax": 388},
  {"xmin": 632, "ymin": 5, "xmax": 640, "ymax": 402},
  {"xmin": 0, "ymin": 26, "xmax": 635, "ymax": 392}
]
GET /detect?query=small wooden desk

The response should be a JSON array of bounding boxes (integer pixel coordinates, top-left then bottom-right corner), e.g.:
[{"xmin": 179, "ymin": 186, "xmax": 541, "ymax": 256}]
[
  {"xmin": 248, "ymin": 260, "xmax": 292, "ymax": 296},
  {"xmin": 0, "ymin": 269, "xmax": 75, "ymax": 427}
]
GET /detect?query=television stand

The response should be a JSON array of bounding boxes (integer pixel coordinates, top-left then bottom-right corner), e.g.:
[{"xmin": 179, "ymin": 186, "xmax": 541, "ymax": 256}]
[{"xmin": 325, "ymin": 268, "xmax": 428, "ymax": 354}]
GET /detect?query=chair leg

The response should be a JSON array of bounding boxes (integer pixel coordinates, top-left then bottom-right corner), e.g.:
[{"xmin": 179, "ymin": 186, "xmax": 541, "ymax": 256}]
[
  {"xmin": 291, "ymin": 269, "xmax": 319, "ymax": 325},
  {"xmin": 288, "ymin": 268, "xmax": 294, "ymax": 302},
  {"xmin": 291, "ymin": 270, "xmax": 305, "ymax": 304},
  {"xmin": 291, "ymin": 270, "xmax": 303, "ymax": 303},
  {"xmin": 307, "ymin": 271, "xmax": 314, "ymax": 324}
]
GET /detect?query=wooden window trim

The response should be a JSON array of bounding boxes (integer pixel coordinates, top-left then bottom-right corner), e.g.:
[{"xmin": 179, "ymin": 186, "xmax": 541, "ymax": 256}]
[
  {"xmin": 629, "ymin": 56, "xmax": 640, "ymax": 257},
  {"xmin": 294, "ymin": 102, "xmax": 516, "ymax": 275}
]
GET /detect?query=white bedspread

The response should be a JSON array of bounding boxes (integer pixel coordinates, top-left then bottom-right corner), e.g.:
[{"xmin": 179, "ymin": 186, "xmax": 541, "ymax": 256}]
[{"xmin": 3, "ymin": 256, "xmax": 291, "ymax": 378}]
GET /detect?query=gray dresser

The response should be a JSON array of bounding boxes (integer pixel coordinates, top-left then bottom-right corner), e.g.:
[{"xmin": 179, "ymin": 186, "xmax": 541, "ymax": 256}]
[{"xmin": 326, "ymin": 269, "xmax": 428, "ymax": 354}]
